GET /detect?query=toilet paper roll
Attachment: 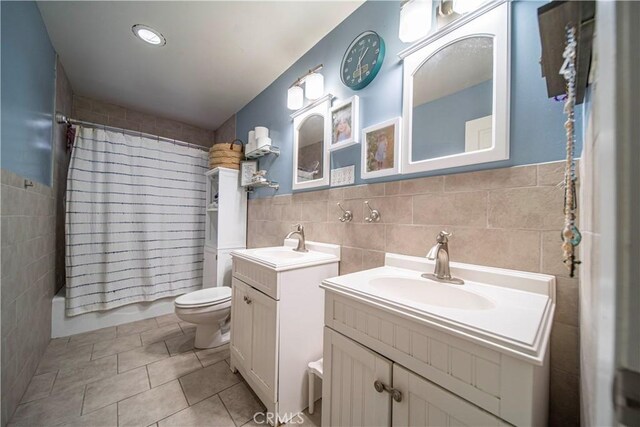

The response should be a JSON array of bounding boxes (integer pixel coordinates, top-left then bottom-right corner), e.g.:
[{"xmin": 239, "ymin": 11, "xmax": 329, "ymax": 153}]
[
  {"xmin": 247, "ymin": 131, "xmax": 256, "ymax": 153},
  {"xmin": 255, "ymin": 126, "xmax": 269, "ymax": 139},
  {"xmin": 257, "ymin": 136, "xmax": 272, "ymax": 149}
]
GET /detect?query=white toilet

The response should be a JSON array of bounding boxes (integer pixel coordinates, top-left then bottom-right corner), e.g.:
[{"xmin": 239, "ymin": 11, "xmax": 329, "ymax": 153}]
[{"xmin": 174, "ymin": 286, "xmax": 232, "ymax": 349}]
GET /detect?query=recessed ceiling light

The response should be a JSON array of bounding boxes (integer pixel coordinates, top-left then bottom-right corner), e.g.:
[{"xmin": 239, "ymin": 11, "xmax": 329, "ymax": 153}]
[{"xmin": 132, "ymin": 24, "xmax": 166, "ymax": 46}]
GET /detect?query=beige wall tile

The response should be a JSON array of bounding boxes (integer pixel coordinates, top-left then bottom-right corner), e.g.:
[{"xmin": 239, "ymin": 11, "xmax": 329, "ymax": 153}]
[
  {"xmin": 549, "ymin": 368, "xmax": 580, "ymax": 427},
  {"xmin": 343, "ymin": 183, "xmax": 385, "ymax": 199},
  {"xmin": 299, "ymin": 201, "xmax": 328, "ymax": 222},
  {"xmin": 445, "ymin": 165, "xmax": 537, "ymax": 192},
  {"xmin": 300, "ymin": 222, "xmax": 344, "ymax": 245},
  {"xmin": 556, "ymin": 277, "xmax": 579, "ymax": 327},
  {"xmin": 413, "ymin": 192, "xmax": 488, "ymax": 227},
  {"xmin": 550, "ymin": 322, "xmax": 580, "ymax": 376},
  {"xmin": 343, "ymin": 223, "xmax": 385, "ymax": 251},
  {"xmin": 91, "ymin": 100, "xmax": 126, "ymax": 119},
  {"xmin": 542, "ymin": 231, "xmax": 575, "ymax": 278},
  {"xmin": 537, "ymin": 160, "xmax": 566, "ymax": 186},
  {"xmin": 340, "ymin": 247, "xmax": 363, "ymax": 275},
  {"xmin": 385, "ymin": 176, "xmax": 443, "ymax": 195},
  {"xmin": 362, "ymin": 250, "xmax": 385, "ymax": 270},
  {"xmin": 384, "ymin": 224, "xmax": 442, "ymax": 257},
  {"xmin": 489, "ymin": 186, "xmax": 564, "ymax": 230},
  {"xmin": 360, "ymin": 196, "xmax": 412, "ymax": 224}
]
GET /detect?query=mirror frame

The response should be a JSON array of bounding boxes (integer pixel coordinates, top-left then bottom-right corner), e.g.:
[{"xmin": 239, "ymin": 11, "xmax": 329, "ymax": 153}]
[
  {"xmin": 399, "ymin": 1, "xmax": 510, "ymax": 175},
  {"xmin": 291, "ymin": 95, "xmax": 332, "ymax": 190}
]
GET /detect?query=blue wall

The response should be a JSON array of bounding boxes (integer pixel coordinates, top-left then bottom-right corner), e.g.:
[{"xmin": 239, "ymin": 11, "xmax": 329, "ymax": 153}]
[
  {"xmin": 1, "ymin": 1, "xmax": 56, "ymax": 185},
  {"xmin": 237, "ymin": 0, "xmax": 581, "ymax": 197},
  {"xmin": 412, "ymin": 80, "xmax": 493, "ymax": 160}
]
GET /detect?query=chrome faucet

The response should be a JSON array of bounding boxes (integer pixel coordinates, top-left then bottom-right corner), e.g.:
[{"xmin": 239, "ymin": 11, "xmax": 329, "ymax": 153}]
[
  {"xmin": 285, "ymin": 224, "xmax": 308, "ymax": 253},
  {"xmin": 422, "ymin": 231, "xmax": 464, "ymax": 285}
]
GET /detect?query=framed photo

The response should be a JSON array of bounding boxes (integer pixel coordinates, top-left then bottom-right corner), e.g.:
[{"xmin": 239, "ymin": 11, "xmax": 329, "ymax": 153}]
[
  {"xmin": 329, "ymin": 96, "xmax": 359, "ymax": 151},
  {"xmin": 361, "ymin": 117, "xmax": 401, "ymax": 179},
  {"xmin": 239, "ymin": 160, "xmax": 258, "ymax": 187}
]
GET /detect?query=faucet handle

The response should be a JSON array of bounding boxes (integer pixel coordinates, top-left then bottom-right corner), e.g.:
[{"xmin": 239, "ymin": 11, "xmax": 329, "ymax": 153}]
[
  {"xmin": 293, "ymin": 223, "xmax": 303, "ymax": 232},
  {"xmin": 436, "ymin": 230, "xmax": 451, "ymax": 243}
]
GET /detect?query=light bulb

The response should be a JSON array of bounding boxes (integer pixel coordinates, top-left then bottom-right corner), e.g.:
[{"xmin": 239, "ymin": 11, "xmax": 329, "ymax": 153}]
[
  {"xmin": 287, "ymin": 85, "xmax": 303, "ymax": 110},
  {"xmin": 304, "ymin": 73, "xmax": 324, "ymax": 100},
  {"xmin": 399, "ymin": 0, "xmax": 433, "ymax": 43},
  {"xmin": 452, "ymin": 0, "xmax": 482, "ymax": 15}
]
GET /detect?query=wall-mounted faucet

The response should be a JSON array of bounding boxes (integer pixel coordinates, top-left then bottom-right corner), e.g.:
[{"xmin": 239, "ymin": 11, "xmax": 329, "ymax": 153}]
[
  {"xmin": 337, "ymin": 203, "xmax": 353, "ymax": 223},
  {"xmin": 364, "ymin": 201, "xmax": 381, "ymax": 223},
  {"xmin": 285, "ymin": 224, "xmax": 308, "ymax": 252},
  {"xmin": 422, "ymin": 231, "xmax": 464, "ymax": 285}
]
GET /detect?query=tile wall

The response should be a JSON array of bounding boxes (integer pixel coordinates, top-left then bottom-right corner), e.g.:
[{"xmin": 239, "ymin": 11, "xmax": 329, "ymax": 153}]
[
  {"xmin": 247, "ymin": 160, "xmax": 580, "ymax": 426},
  {"xmin": 72, "ymin": 96, "xmax": 215, "ymax": 148},
  {"xmin": 1, "ymin": 171, "xmax": 57, "ymax": 425}
]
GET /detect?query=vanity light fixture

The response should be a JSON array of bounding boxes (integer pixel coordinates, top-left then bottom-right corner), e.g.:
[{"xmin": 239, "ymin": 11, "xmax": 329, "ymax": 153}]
[
  {"xmin": 399, "ymin": 0, "xmax": 433, "ymax": 43},
  {"xmin": 132, "ymin": 24, "xmax": 166, "ymax": 46},
  {"xmin": 286, "ymin": 64, "xmax": 324, "ymax": 110},
  {"xmin": 451, "ymin": 0, "xmax": 484, "ymax": 15},
  {"xmin": 287, "ymin": 85, "xmax": 304, "ymax": 110}
]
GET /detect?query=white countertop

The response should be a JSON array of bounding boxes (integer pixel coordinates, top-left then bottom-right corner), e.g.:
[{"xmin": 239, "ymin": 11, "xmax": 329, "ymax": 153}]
[
  {"xmin": 321, "ymin": 253, "xmax": 556, "ymax": 364},
  {"xmin": 231, "ymin": 239, "xmax": 340, "ymax": 272}
]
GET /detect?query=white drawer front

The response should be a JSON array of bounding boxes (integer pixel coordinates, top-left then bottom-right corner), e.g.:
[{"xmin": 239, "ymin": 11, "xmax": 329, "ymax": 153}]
[
  {"xmin": 325, "ymin": 292, "xmax": 502, "ymax": 417},
  {"xmin": 232, "ymin": 257, "xmax": 279, "ymax": 299}
]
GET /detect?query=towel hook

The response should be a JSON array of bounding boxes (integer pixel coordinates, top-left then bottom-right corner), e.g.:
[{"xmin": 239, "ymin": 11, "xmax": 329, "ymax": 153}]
[
  {"xmin": 337, "ymin": 203, "xmax": 353, "ymax": 223},
  {"xmin": 364, "ymin": 201, "xmax": 381, "ymax": 223}
]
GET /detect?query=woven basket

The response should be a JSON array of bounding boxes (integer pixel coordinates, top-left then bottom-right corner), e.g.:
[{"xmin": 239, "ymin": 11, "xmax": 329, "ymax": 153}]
[{"xmin": 209, "ymin": 140, "xmax": 243, "ymax": 170}]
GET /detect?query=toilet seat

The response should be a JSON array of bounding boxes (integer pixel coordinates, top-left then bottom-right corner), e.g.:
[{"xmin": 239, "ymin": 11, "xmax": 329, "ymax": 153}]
[{"xmin": 175, "ymin": 287, "xmax": 231, "ymax": 309}]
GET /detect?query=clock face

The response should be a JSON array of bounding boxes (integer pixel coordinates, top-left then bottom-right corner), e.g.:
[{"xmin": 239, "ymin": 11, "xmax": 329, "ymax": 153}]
[{"xmin": 341, "ymin": 31, "xmax": 385, "ymax": 91}]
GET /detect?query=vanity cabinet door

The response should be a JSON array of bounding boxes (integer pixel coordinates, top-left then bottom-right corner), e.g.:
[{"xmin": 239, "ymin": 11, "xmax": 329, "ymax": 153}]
[
  {"xmin": 248, "ymin": 286, "xmax": 279, "ymax": 402},
  {"xmin": 322, "ymin": 328, "xmax": 392, "ymax": 427},
  {"xmin": 231, "ymin": 278, "xmax": 253, "ymax": 366},
  {"xmin": 392, "ymin": 364, "xmax": 506, "ymax": 427}
]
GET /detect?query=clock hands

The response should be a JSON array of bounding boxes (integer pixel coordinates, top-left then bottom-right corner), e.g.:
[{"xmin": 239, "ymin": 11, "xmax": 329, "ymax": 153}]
[{"xmin": 357, "ymin": 47, "xmax": 369, "ymax": 82}]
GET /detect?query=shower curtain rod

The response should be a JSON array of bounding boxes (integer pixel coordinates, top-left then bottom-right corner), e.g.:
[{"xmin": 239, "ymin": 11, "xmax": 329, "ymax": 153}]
[{"xmin": 55, "ymin": 113, "xmax": 210, "ymax": 152}]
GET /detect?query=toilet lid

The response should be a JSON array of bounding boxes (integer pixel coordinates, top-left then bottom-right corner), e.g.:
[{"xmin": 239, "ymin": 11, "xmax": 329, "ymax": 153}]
[{"xmin": 175, "ymin": 287, "xmax": 232, "ymax": 308}]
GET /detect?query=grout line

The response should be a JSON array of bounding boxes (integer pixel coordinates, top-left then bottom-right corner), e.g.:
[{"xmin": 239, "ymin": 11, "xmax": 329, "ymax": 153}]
[
  {"xmin": 80, "ymin": 384, "xmax": 88, "ymax": 416},
  {"xmin": 145, "ymin": 365, "xmax": 152, "ymax": 389},
  {"xmin": 217, "ymin": 391, "xmax": 239, "ymax": 427}
]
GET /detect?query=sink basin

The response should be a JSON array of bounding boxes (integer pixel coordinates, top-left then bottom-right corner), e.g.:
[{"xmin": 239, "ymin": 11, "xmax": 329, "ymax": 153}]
[
  {"xmin": 369, "ymin": 277, "xmax": 495, "ymax": 310},
  {"xmin": 254, "ymin": 249, "xmax": 305, "ymax": 259}
]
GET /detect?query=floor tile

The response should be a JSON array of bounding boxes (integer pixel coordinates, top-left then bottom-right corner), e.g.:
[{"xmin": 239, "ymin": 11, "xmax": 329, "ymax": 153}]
[
  {"xmin": 91, "ymin": 334, "xmax": 142, "ymax": 360},
  {"xmin": 219, "ymin": 382, "xmax": 265, "ymax": 426},
  {"xmin": 68, "ymin": 326, "xmax": 117, "ymax": 347},
  {"xmin": 52, "ymin": 355, "xmax": 117, "ymax": 394},
  {"xmin": 179, "ymin": 322, "xmax": 197, "ymax": 334},
  {"xmin": 117, "ymin": 318, "xmax": 158, "ymax": 337},
  {"xmin": 179, "ymin": 360, "xmax": 241, "ymax": 405},
  {"xmin": 117, "ymin": 380, "xmax": 188, "ymax": 427},
  {"xmin": 36, "ymin": 342, "xmax": 93, "ymax": 374},
  {"xmin": 155, "ymin": 313, "xmax": 180, "ymax": 327},
  {"xmin": 141, "ymin": 323, "xmax": 183, "ymax": 345},
  {"xmin": 82, "ymin": 366, "xmax": 149, "ymax": 414},
  {"xmin": 147, "ymin": 352, "xmax": 202, "ymax": 388},
  {"xmin": 10, "ymin": 386, "xmax": 84, "ymax": 425},
  {"xmin": 20, "ymin": 372, "xmax": 56, "ymax": 403},
  {"xmin": 195, "ymin": 344, "xmax": 230, "ymax": 367},
  {"xmin": 51, "ymin": 403, "xmax": 117, "ymax": 427},
  {"xmin": 299, "ymin": 399, "xmax": 322, "ymax": 426},
  {"xmin": 165, "ymin": 332, "xmax": 195, "ymax": 355},
  {"xmin": 118, "ymin": 341, "xmax": 169, "ymax": 373},
  {"xmin": 158, "ymin": 395, "xmax": 235, "ymax": 427}
]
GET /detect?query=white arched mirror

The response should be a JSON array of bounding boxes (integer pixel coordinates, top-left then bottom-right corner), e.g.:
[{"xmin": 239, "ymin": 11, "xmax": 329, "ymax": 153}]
[
  {"xmin": 400, "ymin": 1, "xmax": 510, "ymax": 174},
  {"xmin": 291, "ymin": 96, "xmax": 331, "ymax": 190}
]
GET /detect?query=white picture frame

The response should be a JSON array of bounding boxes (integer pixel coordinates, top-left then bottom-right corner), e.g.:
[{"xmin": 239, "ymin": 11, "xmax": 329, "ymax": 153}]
[
  {"xmin": 291, "ymin": 95, "xmax": 332, "ymax": 190},
  {"xmin": 361, "ymin": 117, "xmax": 401, "ymax": 179},
  {"xmin": 239, "ymin": 160, "xmax": 258, "ymax": 187},
  {"xmin": 398, "ymin": 1, "xmax": 510, "ymax": 175},
  {"xmin": 329, "ymin": 96, "xmax": 359, "ymax": 151}
]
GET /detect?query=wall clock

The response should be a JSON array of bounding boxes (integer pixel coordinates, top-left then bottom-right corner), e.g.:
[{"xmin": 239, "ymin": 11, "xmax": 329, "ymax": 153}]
[{"xmin": 340, "ymin": 30, "xmax": 385, "ymax": 91}]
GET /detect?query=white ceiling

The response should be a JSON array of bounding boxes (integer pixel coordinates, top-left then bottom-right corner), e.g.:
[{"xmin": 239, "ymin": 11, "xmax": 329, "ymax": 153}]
[{"xmin": 38, "ymin": 1, "xmax": 363, "ymax": 130}]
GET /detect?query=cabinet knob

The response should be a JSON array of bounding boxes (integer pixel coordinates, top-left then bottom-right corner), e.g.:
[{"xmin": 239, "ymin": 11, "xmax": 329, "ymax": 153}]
[
  {"xmin": 243, "ymin": 295, "xmax": 252, "ymax": 304},
  {"xmin": 373, "ymin": 380, "xmax": 403, "ymax": 402}
]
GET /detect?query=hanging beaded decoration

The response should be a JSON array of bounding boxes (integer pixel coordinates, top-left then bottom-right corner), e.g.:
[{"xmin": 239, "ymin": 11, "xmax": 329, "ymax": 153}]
[{"xmin": 559, "ymin": 26, "xmax": 581, "ymax": 277}]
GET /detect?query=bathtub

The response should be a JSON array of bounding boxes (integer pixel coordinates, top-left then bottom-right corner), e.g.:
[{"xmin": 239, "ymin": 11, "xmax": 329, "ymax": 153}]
[{"xmin": 51, "ymin": 286, "xmax": 176, "ymax": 338}]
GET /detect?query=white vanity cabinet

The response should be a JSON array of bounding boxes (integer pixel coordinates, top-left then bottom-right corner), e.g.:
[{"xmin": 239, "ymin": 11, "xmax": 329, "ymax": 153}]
[
  {"xmin": 230, "ymin": 240, "xmax": 340, "ymax": 425},
  {"xmin": 321, "ymin": 253, "xmax": 555, "ymax": 427}
]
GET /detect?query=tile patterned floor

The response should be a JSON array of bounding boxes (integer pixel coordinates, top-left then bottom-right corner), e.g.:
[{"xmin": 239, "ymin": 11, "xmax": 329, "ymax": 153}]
[{"xmin": 8, "ymin": 314, "xmax": 321, "ymax": 427}]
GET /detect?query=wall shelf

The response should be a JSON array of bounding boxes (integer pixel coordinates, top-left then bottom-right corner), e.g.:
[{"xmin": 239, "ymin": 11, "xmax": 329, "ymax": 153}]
[
  {"xmin": 246, "ymin": 179, "xmax": 279, "ymax": 192},
  {"xmin": 245, "ymin": 145, "xmax": 280, "ymax": 159}
]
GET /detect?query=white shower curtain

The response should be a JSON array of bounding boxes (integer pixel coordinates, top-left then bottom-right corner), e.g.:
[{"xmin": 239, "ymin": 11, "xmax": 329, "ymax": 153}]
[{"xmin": 65, "ymin": 126, "xmax": 208, "ymax": 316}]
